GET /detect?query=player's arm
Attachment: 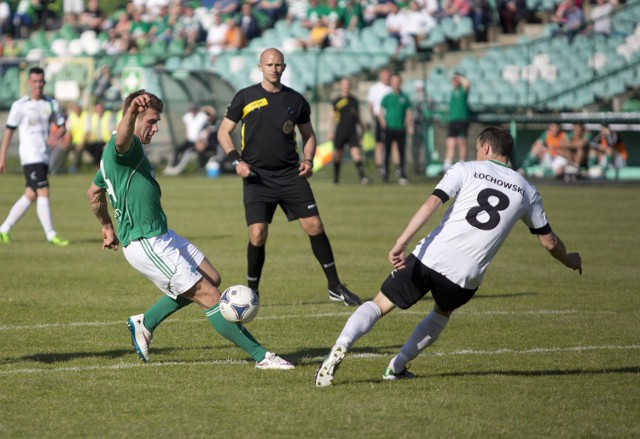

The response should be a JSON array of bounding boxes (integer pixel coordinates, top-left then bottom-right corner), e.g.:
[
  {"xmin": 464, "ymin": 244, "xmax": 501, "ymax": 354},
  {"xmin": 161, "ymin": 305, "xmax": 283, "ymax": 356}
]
[
  {"xmin": 0, "ymin": 127, "xmax": 15, "ymax": 174},
  {"xmin": 115, "ymin": 93, "xmax": 150, "ymax": 154},
  {"xmin": 389, "ymin": 194, "xmax": 444, "ymax": 269},
  {"xmin": 537, "ymin": 231, "xmax": 582, "ymax": 274},
  {"xmin": 298, "ymin": 121, "xmax": 316, "ymax": 177},
  {"xmin": 405, "ymin": 106, "xmax": 413, "ymax": 135},
  {"xmin": 458, "ymin": 75, "xmax": 471, "ymax": 91},
  {"xmin": 326, "ymin": 106, "xmax": 335, "ymax": 141},
  {"xmin": 87, "ymin": 182, "xmax": 119, "ymax": 251}
]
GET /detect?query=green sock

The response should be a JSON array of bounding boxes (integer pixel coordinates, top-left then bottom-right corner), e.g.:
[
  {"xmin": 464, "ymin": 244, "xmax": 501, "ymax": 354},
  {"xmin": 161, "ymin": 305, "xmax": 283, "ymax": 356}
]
[
  {"xmin": 205, "ymin": 304, "xmax": 267, "ymax": 362},
  {"xmin": 587, "ymin": 155, "xmax": 597, "ymax": 168},
  {"xmin": 144, "ymin": 295, "xmax": 192, "ymax": 332},
  {"xmin": 521, "ymin": 153, "xmax": 538, "ymax": 169}
]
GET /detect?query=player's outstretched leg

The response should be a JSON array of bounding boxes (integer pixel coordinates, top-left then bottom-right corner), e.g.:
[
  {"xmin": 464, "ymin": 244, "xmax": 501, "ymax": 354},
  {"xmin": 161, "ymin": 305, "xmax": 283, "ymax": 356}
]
[{"xmin": 314, "ymin": 344, "xmax": 347, "ymax": 387}]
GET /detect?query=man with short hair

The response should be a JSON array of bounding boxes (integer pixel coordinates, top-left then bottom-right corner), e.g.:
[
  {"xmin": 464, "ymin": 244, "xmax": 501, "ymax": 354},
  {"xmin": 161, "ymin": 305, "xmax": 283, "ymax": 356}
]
[
  {"xmin": 87, "ymin": 89, "xmax": 293, "ymax": 369},
  {"xmin": 315, "ymin": 126, "xmax": 582, "ymax": 386},
  {"xmin": 0, "ymin": 67, "xmax": 69, "ymax": 246},
  {"xmin": 217, "ymin": 48, "xmax": 362, "ymax": 306}
]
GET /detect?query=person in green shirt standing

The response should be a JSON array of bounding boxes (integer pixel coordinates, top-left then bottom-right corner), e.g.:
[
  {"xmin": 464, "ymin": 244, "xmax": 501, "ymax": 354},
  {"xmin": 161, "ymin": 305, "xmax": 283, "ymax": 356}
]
[
  {"xmin": 87, "ymin": 90, "xmax": 294, "ymax": 370},
  {"xmin": 379, "ymin": 73, "xmax": 413, "ymax": 184},
  {"xmin": 442, "ymin": 72, "xmax": 471, "ymax": 173}
]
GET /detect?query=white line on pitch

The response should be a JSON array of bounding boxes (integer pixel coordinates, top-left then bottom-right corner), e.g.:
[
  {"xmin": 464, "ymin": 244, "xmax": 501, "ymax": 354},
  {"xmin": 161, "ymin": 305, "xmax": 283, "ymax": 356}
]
[
  {"xmin": 1, "ymin": 345, "xmax": 638, "ymax": 375},
  {"xmin": 0, "ymin": 309, "xmax": 617, "ymax": 331}
]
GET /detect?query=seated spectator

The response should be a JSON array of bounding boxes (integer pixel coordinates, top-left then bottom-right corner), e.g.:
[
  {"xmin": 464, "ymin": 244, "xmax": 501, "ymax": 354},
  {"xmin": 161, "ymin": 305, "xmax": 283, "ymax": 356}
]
[
  {"xmin": 79, "ymin": 0, "xmax": 105, "ymax": 33},
  {"xmin": 13, "ymin": 0, "xmax": 37, "ymax": 39},
  {"xmin": 363, "ymin": 0, "xmax": 398, "ymax": 25},
  {"xmin": 224, "ymin": 15, "xmax": 244, "ymax": 49},
  {"xmin": 517, "ymin": 122, "xmax": 567, "ymax": 176},
  {"xmin": 113, "ymin": 8, "xmax": 133, "ymax": 36},
  {"xmin": 0, "ymin": 34, "xmax": 20, "ymax": 57},
  {"xmin": 93, "ymin": 65, "xmax": 121, "ymax": 103},
  {"xmin": 206, "ymin": 10, "xmax": 228, "ymax": 59},
  {"xmin": 470, "ymin": 0, "xmax": 494, "ymax": 42},
  {"xmin": 552, "ymin": 0, "xmax": 586, "ymax": 43},
  {"xmin": 301, "ymin": 0, "xmax": 331, "ymax": 29},
  {"xmin": 0, "ymin": 0, "xmax": 12, "ymax": 36},
  {"xmin": 340, "ymin": 0, "xmax": 365, "ymax": 32},
  {"xmin": 172, "ymin": 4, "xmax": 203, "ymax": 51},
  {"xmin": 194, "ymin": 106, "xmax": 221, "ymax": 172},
  {"xmin": 556, "ymin": 123, "xmax": 591, "ymax": 178},
  {"xmin": 587, "ymin": 124, "xmax": 627, "ymax": 177},
  {"xmin": 255, "ymin": 0, "xmax": 286, "ymax": 25},
  {"xmin": 164, "ymin": 103, "xmax": 211, "ymax": 176},
  {"xmin": 103, "ymin": 28, "xmax": 125, "ymax": 55},
  {"xmin": 236, "ymin": 2, "xmax": 262, "ymax": 45},
  {"xmin": 129, "ymin": 6, "xmax": 151, "ymax": 49},
  {"xmin": 401, "ymin": 0, "xmax": 436, "ymax": 48},
  {"xmin": 212, "ymin": 0, "xmax": 241, "ymax": 17},
  {"xmin": 149, "ymin": 4, "xmax": 172, "ymax": 44},
  {"xmin": 498, "ymin": 0, "xmax": 528, "ymax": 34},
  {"xmin": 442, "ymin": 0, "xmax": 471, "ymax": 17},
  {"xmin": 589, "ymin": 0, "xmax": 613, "ymax": 36}
]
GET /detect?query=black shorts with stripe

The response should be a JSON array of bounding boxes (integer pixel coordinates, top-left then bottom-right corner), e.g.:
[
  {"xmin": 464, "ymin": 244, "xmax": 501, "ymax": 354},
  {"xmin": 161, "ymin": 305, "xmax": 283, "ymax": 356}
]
[
  {"xmin": 381, "ymin": 254, "xmax": 477, "ymax": 312},
  {"xmin": 23, "ymin": 163, "xmax": 49, "ymax": 191},
  {"xmin": 243, "ymin": 165, "xmax": 319, "ymax": 225}
]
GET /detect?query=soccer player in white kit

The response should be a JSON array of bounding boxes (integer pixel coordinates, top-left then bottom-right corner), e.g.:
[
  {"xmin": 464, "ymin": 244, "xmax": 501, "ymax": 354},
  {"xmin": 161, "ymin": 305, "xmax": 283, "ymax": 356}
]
[
  {"xmin": 0, "ymin": 67, "xmax": 69, "ymax": 246},
  {"xmin": 315, "ymin": 127, "xmax": 582, "ymax": 386}
]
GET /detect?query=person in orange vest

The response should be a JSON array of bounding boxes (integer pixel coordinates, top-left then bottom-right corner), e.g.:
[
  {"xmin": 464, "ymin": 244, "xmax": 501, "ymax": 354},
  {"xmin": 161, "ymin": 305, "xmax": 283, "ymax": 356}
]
[
  {"xmin": 517, "ymin": 122, "xmax": 566, "ymax": 177},
  {"xmin": 587, "ymin": 124, "xmax": 627, "ymax": 176}
]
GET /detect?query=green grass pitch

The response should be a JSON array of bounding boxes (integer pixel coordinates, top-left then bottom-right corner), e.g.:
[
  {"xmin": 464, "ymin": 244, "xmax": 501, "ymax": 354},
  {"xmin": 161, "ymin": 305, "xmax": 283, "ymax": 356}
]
[{"xmin": 0, "ymin": 168, "xmax": 639, "ymax": 438}]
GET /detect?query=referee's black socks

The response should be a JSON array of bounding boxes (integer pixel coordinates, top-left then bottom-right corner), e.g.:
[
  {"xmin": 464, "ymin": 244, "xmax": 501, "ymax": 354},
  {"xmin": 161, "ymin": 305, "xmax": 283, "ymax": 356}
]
[{"xmin": 309, "ymin": 231, "xmax": 340, "ymax": 288}]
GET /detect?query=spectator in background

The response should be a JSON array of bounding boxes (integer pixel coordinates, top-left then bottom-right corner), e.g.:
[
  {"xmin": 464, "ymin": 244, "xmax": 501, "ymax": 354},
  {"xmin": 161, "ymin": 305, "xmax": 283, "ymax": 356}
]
[
  {"xmin": 194, "ymin": 106, "xmax": 220, "ymax": 172},
  {"xmin": 85, "ymin": 101, "xmax": 114, "ymax": 168},
  {"xmin": 164, "ymin": 103, "xmax": 209, "ymax": 176},
  {"xmin": 64, "ymin": 102, "xmax": 88, "ymax": 173},
  {"xmin": 13, "ymin": 0, "xmax": 37, "ymax": 39},
  {"xmin": 224, "ymin": 15, "xmax": 244, "ymax": 49},
  {"xmin": 341, "ymin": 0, "xmax": 365, "ymax": 31},
  {"xmin": 442, "ymin": 72, "xmax": 470, "ymax": 173},
  {"xmin": 442, "ymin": 0, "xmax": 471, "ymax": 18},
  {"xmin": 1, "ymin": 35, "xmax": 20, "ymax": 57},
  {"xmin": 149, "ymin": 4, "xmax": 172, "ymax": 44},
  {"xmin": 172, "ymin": 4, "xmax": 203, "ymax": 52},
  {"xmin": 587, "ymin": 124, "xmax": 627, "ymax": 177},
  {"xmin": 498, "ymin": 0, "xmax": 528, "ymax": 34},
  {"xmin": 255, "ymin": 0, "xmax": 285, "ymax": 25},
  {"xmin": 129, "ymin": 6, "xmax": 151, "ymax": 49},
  {"xmin": 517, "ymin": 122, "xmax": 566, "ymax": 176},
  {"xmin": 589, "ymin": 0, "xmax": 613, "ymax": 36},
  {"xmin": 79, "ymin": 0, "xmax": 105, "ymax": 33},
  {"xmin": 212, "ymin": 0, "xmax": 241, "ymax": 16},
  {"xmin": 93, "ymin": 65, "xmax": 121, "ymax": 104},
  {"xmin": 557, "ymin": 123, "xmax": 590, "ymax": 176},
  {"xmin": 206, "ymin": 10, "xmax": 227, "ymax": 59},
  {"xmin": 103, "ymin": 28, "xmax": 125, "ymax": 55},
  {"xmin": 402, "ymin": 0, "xmax": 436, "ymax": 48},
  {"xmin": 470, "ymin": 0, "xmax": 494, "ymax": 42},
  {"xmin": 236, "ymin": 2, "xmax": 262, "ymax": 45},
  {"xmin": 367, "ymin": 67, "xmax": 396, "ymax": 181},
  {"xmin": 552, "ymin": 0, "xmax": 585, "ymax": 43},
  {"xmin": 411, "ymin": 79, "xmax": 429, "ymax": 175},
  {"xmin": 113, "ymin": 8, "xmax": 133, "ymax": 37},
  {"xmin": 379, "ymin": 73, "xmax": 413, "ymax": 185},
  {"xmin": 0, "ymin": 0, "xmax": 12, "ymax": 36}
]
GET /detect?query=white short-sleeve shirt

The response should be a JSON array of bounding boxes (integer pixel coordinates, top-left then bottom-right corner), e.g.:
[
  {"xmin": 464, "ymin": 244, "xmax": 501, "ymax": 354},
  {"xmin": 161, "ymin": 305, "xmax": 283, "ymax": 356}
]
[
  {"xmin": 367, "ymin": 82, "xmax": 392, "ymax": 116},
  {"xmin": 6, "ymin": 95, "xmax": 66, "ymax": 166},
  {"xmin": 413, "ymin": 160, "xmax": 549, "ymax": 289}
]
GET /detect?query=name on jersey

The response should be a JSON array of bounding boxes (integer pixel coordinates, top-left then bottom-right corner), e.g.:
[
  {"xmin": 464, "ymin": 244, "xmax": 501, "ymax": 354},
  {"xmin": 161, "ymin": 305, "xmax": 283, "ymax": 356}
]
[{"xmin": 474, "ymin": 172, "xmax": 524, "ymax": 195}]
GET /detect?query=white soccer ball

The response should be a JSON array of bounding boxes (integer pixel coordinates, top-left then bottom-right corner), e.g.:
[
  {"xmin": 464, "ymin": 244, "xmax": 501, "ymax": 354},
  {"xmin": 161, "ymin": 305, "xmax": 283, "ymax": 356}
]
[{"xmin": 219, "ymin": 285, "xmax": 260, "ymax": 323}]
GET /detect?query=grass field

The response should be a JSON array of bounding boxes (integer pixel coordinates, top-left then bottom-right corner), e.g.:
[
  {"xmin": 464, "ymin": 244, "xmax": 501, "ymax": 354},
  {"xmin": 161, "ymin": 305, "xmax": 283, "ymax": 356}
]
[{"xmin": 1, "ymin": 166, "xmax": 639, "ymax": 438}]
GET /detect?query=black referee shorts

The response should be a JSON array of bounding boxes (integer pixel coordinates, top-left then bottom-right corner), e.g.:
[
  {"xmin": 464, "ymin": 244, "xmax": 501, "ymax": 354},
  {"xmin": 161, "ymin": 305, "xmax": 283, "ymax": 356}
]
[
  {"xmin": 243, "ymin": 166, "xmax": 319, "ymax": 225},
  {"xmin": 334, "ymin": 129, "xmax": 360, "ymax": 151},
  {"xmin": 381, "ymin": 254, "xmax": 477, "ymax": 312}
]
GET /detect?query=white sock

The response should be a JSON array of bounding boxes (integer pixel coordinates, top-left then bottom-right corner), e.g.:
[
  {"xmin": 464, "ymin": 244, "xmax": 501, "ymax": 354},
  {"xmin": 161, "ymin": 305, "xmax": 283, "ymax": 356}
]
[
  {"xmin": 0, "ymin": 195, "xmax": 32, "ymax": 233},
  {"xmin": 36, "ymin": 197, "xmax": 56, "ymax": 241},
  {"xmin": 442, "ymin": 159, "xmax": 452, "ymax": 171},
  {"xmin": 335, "ymin": 301, "xmax": 382, "ymax": 350},
  {"xmin": 390, "ymin": 310, "xmax": 449, "ymax": 372}
]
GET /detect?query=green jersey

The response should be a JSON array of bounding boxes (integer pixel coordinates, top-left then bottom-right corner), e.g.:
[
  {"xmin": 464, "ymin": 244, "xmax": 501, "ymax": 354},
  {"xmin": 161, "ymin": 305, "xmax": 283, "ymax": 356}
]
[
  {"xmin": 93, "ymin": 135, "xmax": 167, "ymax": 247},
  {"xmin": 448, "ymin": 85, "xmax": 469, "ymax": 122},
  {"xmin": 381, "ymin": 91, "xmax": 411, "ymax": 130}
]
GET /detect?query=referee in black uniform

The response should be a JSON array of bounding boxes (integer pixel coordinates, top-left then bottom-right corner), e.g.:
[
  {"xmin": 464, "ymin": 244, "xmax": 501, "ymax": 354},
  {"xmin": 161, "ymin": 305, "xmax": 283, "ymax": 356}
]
[
  {"xmin": 328, "ymin": 77, "xmax": 369, "ymax": 185},
  {"xmin": 217, "ymin": 48, "xmax": 361, "ymax": 306}
]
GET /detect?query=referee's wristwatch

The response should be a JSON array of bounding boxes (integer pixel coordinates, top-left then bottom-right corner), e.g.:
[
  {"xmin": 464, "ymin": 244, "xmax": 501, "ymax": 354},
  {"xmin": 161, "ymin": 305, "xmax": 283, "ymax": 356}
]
[{"xmin": 232, "ymin": 158, "xmax": 243, "ymax": 167}]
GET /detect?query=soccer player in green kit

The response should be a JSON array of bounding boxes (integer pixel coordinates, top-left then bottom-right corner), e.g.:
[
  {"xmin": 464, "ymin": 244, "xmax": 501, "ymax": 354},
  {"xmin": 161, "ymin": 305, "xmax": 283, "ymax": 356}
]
[{"xmin": 87, "ymin": 90, "xmax": 293, "ymax": 369}]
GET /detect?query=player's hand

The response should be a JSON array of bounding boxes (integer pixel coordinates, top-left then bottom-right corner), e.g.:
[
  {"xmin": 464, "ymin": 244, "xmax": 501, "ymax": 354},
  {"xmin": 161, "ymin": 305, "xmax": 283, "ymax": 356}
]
[
  {"xmin": 101, "ymin": 225, "xmax": 119, "ymax": 251},
  {"xmin": 235, "ymin": 161, "xmax": 252, "ymax": 178},
  {"xmin": 567, "ymin": 252, "xmax": 582, "ymax": 275},
  {"xmin": 299, "ymin": 160, "xmax": 313, "ymax": 178},
  {"xmin": 388, "ymin": 244, "xmax": 406, "ymax": 270},
  {"xmin": 130, "ymin": 94, "xmax": 151, "ymax": 115}
]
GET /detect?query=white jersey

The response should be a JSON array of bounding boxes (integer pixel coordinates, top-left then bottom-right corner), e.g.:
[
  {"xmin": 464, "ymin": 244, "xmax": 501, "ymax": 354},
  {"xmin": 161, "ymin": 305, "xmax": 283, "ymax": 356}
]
[
  {"xmin": 413, "ymin": 160, "xmax": 549, "ymax": 289},
  {"xmin": 6, "ymin": 95, "xmax": 66, "ymax": 166},
  {"xmin": 367, "ymin": 82, "xmax": 392, "ymax": 116}
]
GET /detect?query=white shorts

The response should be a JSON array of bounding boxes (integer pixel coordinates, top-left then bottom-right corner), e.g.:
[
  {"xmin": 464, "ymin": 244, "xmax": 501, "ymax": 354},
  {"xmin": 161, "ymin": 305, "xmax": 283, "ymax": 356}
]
[
  {"xmin": 551, "ymin": 155, "xmax": 569, "ymax": 174},
  {"xmin": 123, "ymin": 230, "xmax": 205, "ymax": 299}
]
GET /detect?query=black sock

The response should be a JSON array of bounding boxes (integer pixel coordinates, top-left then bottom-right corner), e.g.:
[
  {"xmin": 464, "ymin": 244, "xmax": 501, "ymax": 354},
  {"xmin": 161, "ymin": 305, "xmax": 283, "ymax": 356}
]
[
  {"xmin": 309, "ymin": 232, "xmax": 340, "ymax": 288},
  {"xmin": 355, "ymin": 161, "xmax": 365, "ymax": 179},
  {"xmin": 334, "ymin": 162, "xmax": 341, "ymax": 183},
  {"xmin": 247, "ymin": 242, "xmax": 265, "ymax": 294}
]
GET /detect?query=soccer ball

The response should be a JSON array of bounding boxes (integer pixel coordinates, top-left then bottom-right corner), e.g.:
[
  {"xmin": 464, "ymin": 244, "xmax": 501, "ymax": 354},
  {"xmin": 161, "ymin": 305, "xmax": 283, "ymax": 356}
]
[{"xmin": 219, "ymin": 285, "xmax": 260, "ymax": 323}]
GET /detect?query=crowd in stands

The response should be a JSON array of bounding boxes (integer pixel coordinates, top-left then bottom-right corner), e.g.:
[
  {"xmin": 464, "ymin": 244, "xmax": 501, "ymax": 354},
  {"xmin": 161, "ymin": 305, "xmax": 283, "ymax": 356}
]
[{"xmin": 517, "ymin": 122, "xmax": 628, "ymax": 180}]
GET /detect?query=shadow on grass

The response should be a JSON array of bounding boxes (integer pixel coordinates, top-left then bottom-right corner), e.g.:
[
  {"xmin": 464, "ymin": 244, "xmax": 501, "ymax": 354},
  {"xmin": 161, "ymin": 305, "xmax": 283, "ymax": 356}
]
[{"xmin": 436, "ymin": 366, "xmax": 640, "ymax": 377}]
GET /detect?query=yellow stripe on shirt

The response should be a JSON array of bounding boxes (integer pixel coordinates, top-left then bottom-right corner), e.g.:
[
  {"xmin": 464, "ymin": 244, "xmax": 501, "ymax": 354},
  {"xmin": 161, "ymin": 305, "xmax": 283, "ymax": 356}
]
[{"xmin": 242, "ymin": 98, "xmax": 268, "ymax": 118}]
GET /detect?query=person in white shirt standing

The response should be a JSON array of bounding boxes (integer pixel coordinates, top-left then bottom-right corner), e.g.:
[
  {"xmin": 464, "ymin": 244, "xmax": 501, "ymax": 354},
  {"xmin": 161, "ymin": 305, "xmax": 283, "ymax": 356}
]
[
  {"xmin": 315, "ymin": 126, "xmax": 582, "ymax": 386},
  {"xmin": 367, "ymin": 67, "xmax": 396, "ymax": 180},
  {"xmin": 0, "ymin": 67, "xmax": 69, "ymax": 246}
]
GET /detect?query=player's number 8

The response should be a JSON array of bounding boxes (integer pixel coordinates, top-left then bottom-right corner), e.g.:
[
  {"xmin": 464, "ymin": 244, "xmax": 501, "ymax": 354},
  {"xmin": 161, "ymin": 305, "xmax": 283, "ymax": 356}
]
[{"xmin": 466, "ymin": 188, "xmax": 510, "ymax": 230}]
